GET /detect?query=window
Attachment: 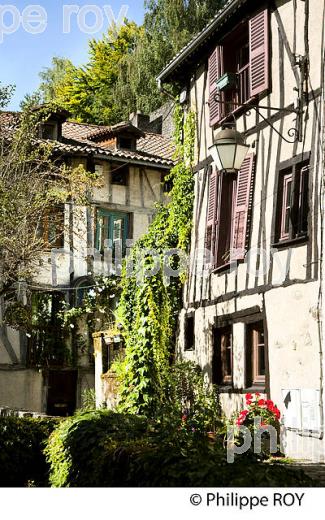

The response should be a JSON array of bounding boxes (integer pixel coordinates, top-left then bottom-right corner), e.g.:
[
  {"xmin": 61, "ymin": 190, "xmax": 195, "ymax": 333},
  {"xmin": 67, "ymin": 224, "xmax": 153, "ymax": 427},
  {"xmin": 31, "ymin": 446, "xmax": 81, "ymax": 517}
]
[
  {"xmin": 74, "ymin": 279, "xmax": 92, "ymax": 307},
  {"xmin": 117, "ymin": 136, "xmax": 134, "ymax": 150},
  {"xmin": 38, "ymin": 206, "xmax": 64, "ymax": 249},
  {"xmin": 205, "ymin": 155, "xmax": 255, "ymax": 269},
  {"xmin": 209, "ymin": 9, "xmax": 269, "ymax": 126},
  {"xmin": 111, "ymin": 163, "xmax": 129, "ymax": 185},
  {"xmin": 276, "ymin": 161, "xmax": 309, "ymax": 243},
  {"xmin": 213, "ymin": 326, "xmax": 233, "ymax": 385},
  {"xmin": 246, "ymin": 321, "xmax": 266, "ymax": 387},
  {"xmin": 184, "ymin": 315, "xmax": 195, "ymax": 351},
  {"xmin": 95, "ymin": 209, "xmax": 129, "ymax": 256},
  {"xmin": 40, "ymin": 123, "xmax": 58, "ymax": 140}
]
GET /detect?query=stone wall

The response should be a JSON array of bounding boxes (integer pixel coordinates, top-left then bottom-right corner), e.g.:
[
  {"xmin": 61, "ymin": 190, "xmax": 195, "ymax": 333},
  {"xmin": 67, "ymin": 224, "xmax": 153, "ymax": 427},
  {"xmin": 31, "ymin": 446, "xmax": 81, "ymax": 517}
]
[{"xmin": 0, "ymin": 406, "xmax": 50, "ymax": 418}]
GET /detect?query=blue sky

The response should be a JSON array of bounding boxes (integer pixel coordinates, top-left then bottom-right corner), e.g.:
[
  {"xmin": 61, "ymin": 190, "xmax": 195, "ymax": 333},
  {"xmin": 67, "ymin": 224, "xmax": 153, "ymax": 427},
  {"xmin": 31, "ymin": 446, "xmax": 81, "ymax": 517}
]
[{"xmin": 0, "ymin": 1, "xmax": 145, "ymax": 110}]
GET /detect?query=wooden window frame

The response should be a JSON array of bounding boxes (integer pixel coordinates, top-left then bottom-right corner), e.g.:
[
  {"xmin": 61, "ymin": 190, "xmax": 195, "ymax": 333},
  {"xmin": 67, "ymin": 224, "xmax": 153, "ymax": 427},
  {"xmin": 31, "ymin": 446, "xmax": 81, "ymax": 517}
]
[
  {"xmin": 213, "ymin": 325, "xmax": 233, "ymax": 386},
  {"xmin": 208, "ymin": 9, "xmax": 269, "ymax": 126},
  {"xmin": 95, "ymin": 208, "xmax": 129, "ymax": 255},
  {"xmin": 111, "ymin": 163, "xmax": 129, "ymax": 186},
  {"xmin": 223, "ymin": 23, "xmax": 250, "ymax": 113},
  {"xmin": 280, "ymin": 171, "xmax": 293, "ymax": 241},
  {"xmin": 205, "ymin": 155, "xmax": 255, "ymax": 270},
  {"xmin": 40, "ymin": 122, "xmax": 58, "ymax": 140},
  {"xmin": 40, "ymin": 206, "xmax": 65, "ymax": 250},
  {"xmin": 215, "ymin": 173, "xmax": 237, "ymax": 268},
  {"xmin": 246, "ymin": 321, "xmax": 266, "ymax": 387},
  {"xmin": 117, "ymin": 136, "xmax": 135, "ymax": 151},
  {"xmin": 275, "ymin": 161, "xmax": 309, "ymax": 245}
]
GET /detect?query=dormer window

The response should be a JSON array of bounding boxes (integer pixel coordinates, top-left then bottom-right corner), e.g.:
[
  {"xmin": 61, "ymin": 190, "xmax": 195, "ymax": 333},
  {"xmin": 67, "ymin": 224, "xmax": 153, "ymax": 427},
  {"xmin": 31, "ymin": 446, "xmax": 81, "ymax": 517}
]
[
  {"xmin": 209, "ymin": 9, "xmax": 269, "ymax": 126},
  {"xmin": 117, "ymin": 136, "xmax": 135, "ymax": 150},
  {"xmin": 40, "ymin": 122, "xmax": 58, "ymax": 140}
]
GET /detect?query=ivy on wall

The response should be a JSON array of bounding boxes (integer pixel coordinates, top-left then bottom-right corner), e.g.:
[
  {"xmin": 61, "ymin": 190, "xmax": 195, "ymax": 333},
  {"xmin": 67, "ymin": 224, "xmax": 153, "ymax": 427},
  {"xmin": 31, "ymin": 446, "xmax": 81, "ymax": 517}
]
[
  {"xmin": 116, "ymin": 105, "xmax": 196, "ymax": 416},
  {"xmin": 5, "ymin": 276, "xmax": 120, "ymax": 367}
]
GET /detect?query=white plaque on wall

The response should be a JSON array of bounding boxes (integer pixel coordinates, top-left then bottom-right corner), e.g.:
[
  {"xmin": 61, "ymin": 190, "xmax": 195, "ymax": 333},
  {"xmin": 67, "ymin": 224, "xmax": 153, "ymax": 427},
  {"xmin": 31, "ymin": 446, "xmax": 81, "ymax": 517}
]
[{"xmin": 300, "ymin": 389, "xmax": 321, "ymax": 431}]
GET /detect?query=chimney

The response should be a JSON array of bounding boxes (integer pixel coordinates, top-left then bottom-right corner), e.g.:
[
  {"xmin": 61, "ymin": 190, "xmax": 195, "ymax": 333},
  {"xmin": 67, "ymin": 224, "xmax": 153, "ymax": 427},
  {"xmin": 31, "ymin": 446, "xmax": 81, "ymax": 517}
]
[{"xmin": 129, "ymin": 111, "xmax": 150, "ymax": 132}]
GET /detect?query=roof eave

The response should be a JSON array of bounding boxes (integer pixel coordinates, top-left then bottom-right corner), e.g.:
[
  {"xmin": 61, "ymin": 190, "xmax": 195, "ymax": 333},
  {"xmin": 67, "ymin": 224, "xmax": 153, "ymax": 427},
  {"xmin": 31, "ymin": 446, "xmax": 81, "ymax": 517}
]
[
  {"xmin": 91, "ymin": 153, "xmax": 173, "ymax": 170},
  {"xmin": 157, "ymin": 0, "xmax": 247, "ymax": 85}
]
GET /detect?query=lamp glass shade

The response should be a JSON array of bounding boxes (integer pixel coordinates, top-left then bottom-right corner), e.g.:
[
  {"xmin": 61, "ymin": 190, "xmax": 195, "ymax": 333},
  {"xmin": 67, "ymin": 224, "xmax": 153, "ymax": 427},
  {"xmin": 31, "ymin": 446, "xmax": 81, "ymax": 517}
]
[{"xmin": 209, "ymin": 128, "xmax": 250, "ymax": 172}]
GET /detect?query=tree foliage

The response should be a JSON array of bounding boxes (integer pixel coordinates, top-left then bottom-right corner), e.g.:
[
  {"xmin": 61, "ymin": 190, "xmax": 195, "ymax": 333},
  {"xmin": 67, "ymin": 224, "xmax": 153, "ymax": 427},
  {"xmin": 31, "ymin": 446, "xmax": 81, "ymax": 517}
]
[
  {"xmin": 39, "ymin": 57, "xmax": 73, "ymax": 103},
  {"xmin": 0, "ymin": 94, "xmax": 97, "ymax": 300},
  {"xmin": 36, "ymin": 23, "xmax": 141, "ymax": 125},
  {"xmin": 31, "ymin": 1, "xmax": 226, "ymax": 123},
  {"xmin": 0, "ymin": 82, "xmax": 15, "ymax": 109}
]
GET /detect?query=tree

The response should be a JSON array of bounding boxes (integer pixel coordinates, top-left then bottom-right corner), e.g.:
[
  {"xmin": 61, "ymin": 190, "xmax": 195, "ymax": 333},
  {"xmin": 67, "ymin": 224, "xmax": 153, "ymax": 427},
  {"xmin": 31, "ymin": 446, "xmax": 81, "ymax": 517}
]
[
  {"xmin": 0, "ymin": 82, "xmax": 15, "ymax": 109},
  {"xmin": 144, "ymin": 0, "xmax": 225, "ymax": 54},
  {"xmin": 48, "ymin": 22, "xmax": 140, "ymax": 124},
  {"xmin": 39, "ymin": 57, "xmax": 73, "ymax": 103},
  {"xmin": 20, "ymin": 91, "xmax": 42, "ymax": 111},
  {"xmin": 31, "ymin": 2, "xmax": 226, "ymax": 124},
  {"xmin": 113, "ymin": 0, "xmax": 226, "ymax": 116},
  {"xmin": 0, "ymin": 94, "xmax": 96, "ymax": 301},
  {"xmin": 20, "ymin": 58, "xmax": 72, "ymax": 111}
]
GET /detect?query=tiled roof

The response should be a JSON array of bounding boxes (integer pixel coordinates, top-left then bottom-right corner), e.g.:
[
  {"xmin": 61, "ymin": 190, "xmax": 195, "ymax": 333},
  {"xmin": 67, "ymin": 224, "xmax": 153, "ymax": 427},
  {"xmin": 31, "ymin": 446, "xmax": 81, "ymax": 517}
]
[
  {"xmin": 62, "ymin": 121, "xmax": 174, "ymax": 166},
  {"xmin": 87, "ymin": 121, "xmax": 145, "ymax": 141},
  {"xmin": 157, "ymin": 0, "xmax": 247, "ymax": 83},
  {"xmin": 1, "ymin": 114, "xmax": 175, "ymax": 168},
  {"xmin": 137, "ymin": 133, "xmax": 174, "ymax": 161},
  {"xmin": 0, "ymin": 111, "xmax": 20, "ymax": 131},
  {"xmin": 61, "ymin": 121, "xmax": 101, "ymax": 141},
  {"xmin": 53, "ymin": 138, "xmax": 174, "ymax": 167}
]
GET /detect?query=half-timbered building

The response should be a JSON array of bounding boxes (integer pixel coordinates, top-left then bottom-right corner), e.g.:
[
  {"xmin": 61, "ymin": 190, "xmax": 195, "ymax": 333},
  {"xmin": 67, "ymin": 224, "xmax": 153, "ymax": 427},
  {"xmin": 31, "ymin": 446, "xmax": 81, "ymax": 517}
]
[
  {"xmin": 0, "ymin": 107, "xmax": 174, "ymax": 415},
  {"xmin": 158, "ymin": 0, "xmax": 325, "ymax": 461}
]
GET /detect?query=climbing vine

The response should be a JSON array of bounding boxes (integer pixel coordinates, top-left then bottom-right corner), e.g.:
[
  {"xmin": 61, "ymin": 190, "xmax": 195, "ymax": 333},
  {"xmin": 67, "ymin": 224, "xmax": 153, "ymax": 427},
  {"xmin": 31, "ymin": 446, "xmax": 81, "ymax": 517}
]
[
  {"xmin": 115, "ymin": 105, "xmax": 196, "ymax": 416},
  {"xmin": 4, "ymin": 275, "xmax": 121, "ymax": 367}
]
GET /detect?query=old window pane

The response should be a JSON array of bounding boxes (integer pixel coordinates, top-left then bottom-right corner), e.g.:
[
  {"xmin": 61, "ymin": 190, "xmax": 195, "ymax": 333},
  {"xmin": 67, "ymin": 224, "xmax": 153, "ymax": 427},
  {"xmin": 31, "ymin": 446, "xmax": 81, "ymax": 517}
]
[{"xmin": 213, "ymin": 326, "xmax": 233, "ymax": 385}]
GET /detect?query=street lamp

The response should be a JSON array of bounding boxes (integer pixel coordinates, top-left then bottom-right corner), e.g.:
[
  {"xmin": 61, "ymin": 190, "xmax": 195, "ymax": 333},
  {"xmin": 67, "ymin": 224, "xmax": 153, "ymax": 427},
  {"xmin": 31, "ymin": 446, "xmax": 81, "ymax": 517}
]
[{"xmin": 208, "ymin": 127, "xmax": 250, "ymax": 172}]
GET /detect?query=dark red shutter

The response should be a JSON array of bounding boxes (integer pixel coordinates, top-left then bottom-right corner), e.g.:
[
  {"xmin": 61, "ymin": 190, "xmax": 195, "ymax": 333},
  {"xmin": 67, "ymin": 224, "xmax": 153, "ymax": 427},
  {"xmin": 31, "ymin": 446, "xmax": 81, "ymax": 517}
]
[
  {"xmin": 231, "ymin": 154, "xmax": 255, "ymax": 260},
  {"xmin": 209, "ymin": 46, "xmax": 224, "ymax": 126},
  {"xmin": 205, "ymin": 166, "xmax": 219, "ymax": 266},
  {"xmin": 249, "ymin": 9, "xmax": 269, "ymax": 97}
]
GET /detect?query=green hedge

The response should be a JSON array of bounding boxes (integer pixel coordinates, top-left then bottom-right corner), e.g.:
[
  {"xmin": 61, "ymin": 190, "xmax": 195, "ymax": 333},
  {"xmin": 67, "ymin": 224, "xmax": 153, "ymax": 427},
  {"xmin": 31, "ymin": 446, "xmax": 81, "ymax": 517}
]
[
  {"xmin": 0, "ymin": 416, "xmax": 60, "ymax": 487},
  {"xmin": 45, "ymin": 410, "xmax": 313, "ymax": 487},
  {"xmin": 45, "ymin": 410, "xmax": 148, "ymax": 487}
]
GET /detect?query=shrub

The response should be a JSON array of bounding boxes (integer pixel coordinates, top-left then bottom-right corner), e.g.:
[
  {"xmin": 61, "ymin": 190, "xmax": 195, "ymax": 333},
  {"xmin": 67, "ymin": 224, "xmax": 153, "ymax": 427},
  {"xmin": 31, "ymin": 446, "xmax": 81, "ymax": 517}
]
[
  {"xmin": 0, "ymin": 416, "xmax": 59, "ymax": 487},
  {"xmin": 45, "ymin": 410, "xmax": 148, "ymax": 487},
  {"xmin": 125, "ymin": 433, "xmax": 313, "ymax": 487},
  {"xmin": 157, "ymin": 361, "xmax": 222, "ymax": 433},
  {"xmin": 45, "ymin": 410, "xmax": 313, "ymax": 487}
]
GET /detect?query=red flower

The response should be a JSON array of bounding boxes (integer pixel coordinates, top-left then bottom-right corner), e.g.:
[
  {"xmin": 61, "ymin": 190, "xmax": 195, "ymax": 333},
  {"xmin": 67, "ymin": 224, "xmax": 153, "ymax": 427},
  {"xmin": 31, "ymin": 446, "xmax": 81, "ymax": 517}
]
[
  {"xmin": 266, "ymin": 399, "xmax": 274, "ymax": 410},
  {"xmin": 245, "ymin": 393, "xmax": 253, "ymax": 404},
  {"xmin": 255, "ymin": 392, "xmax": 261, "ymax": 397},
  {"xmin": 274, "ymin": 407, "xmax": 281, "ymax": 420},
  {"xmin": 237, "ymin": 410, "xmax": 248, "ymax": 426},
  {"xmin": 258, "ymin": 399, "xmax": 266, "ymax": 407},
  {"xmin": 181, "ymin": 415, "xmax": 187, "ymax": 422}
]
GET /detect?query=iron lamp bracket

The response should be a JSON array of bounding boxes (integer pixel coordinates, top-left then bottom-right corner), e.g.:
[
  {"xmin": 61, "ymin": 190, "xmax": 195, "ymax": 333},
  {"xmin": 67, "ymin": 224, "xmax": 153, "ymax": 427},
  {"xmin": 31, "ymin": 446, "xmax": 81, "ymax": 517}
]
[{"xmin": 213, "ymin": 93, "xmax": 304, "ymax": 144}]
